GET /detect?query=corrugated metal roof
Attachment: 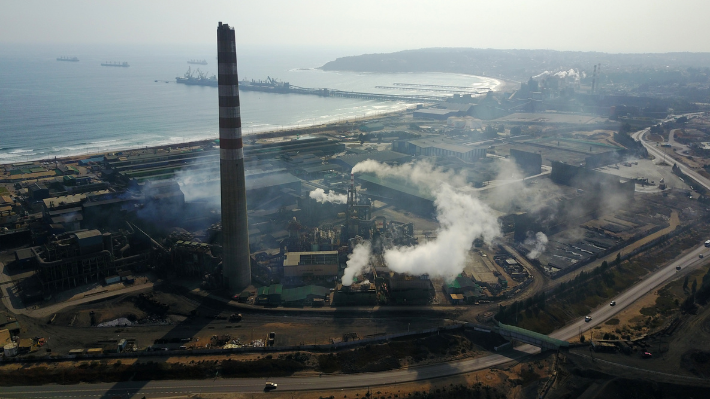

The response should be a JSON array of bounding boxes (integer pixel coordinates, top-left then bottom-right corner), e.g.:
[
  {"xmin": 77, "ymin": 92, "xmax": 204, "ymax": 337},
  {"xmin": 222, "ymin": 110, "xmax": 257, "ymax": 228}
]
[
  {"xmin": 336, "ymin": 151, "xmax": 412, "ymax": 169},
  {"xmin": 283, "ymin": 251, "xmax": 338, "ymax": 267},
  {"xmin": 358, "ymin": 173, "xmax": 435, "ymax": 201},
  {"xmin": 74, "ymin": 230, "xmax": 102, "ymax": 240},
  {"xmin": 282, "ymin": 285, "xmax": 330, "ymax": 303}
]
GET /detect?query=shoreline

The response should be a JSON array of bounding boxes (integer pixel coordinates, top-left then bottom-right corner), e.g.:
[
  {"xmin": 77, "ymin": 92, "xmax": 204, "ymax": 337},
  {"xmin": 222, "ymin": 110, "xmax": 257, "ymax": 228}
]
[
  {"xmin": 19, "ymin": 107, "xmax": 415, "ymax": 165},
  {"xmin": 2, "ymin": 72, "xmax": 519, "ymax": 166}
]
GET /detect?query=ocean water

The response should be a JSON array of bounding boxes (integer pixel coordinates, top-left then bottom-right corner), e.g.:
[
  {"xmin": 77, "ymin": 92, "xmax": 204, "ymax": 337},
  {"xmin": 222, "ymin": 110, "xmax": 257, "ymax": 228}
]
[{"xmin": 0, "ymin": 44, "xmax": 497, "ymax": 163}]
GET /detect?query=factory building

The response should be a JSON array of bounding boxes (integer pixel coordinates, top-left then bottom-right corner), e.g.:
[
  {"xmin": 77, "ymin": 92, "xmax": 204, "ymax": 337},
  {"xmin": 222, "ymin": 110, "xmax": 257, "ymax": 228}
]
[
  {"xmin": 282, "ymin": 251, "xmax": 339, "ymax": 279},
  {"xmin": 33, "ymin": 229, "xmax": 149, "ymax": 291},
  {"xmin": 331, "ymin": 150, "xmax": 412, "ymax": 171},
  {"xmin": 42, "ymin": 191, "xmax": 110, "ymax": 217},
  {"xmin": 388, "ymin": 278, "xmax": 434, "ymax": 305},
  {"xmin": 510, "ymin": 149, "xmax": 542, "ymax": 176},
  {"xmin": 281, "ymin": 285, "xmax": 330, "ymax": 307},
  {"xmin": 247, "ymin": 136, "xmax": 344, "ymax": 158},
  {"xmin": 550, "ymin": 161, "xmax": 634, "ymax": 199},
  {"xmin": 170, "ymin": 241, "xmax": 220, "ymax": 277},
  {"xmin": 392, "ymin": 138, "xmax": 486, "ymax": 162},
  {"xmin": 332, "ymin": 282, "xmax": 377, "ymax": 306},
  {"xmin": 245, "ymin": 171, "xmax": 301, "ymax": 205},
  {"xmin": 444, "ymin": 274, "xmax": 484, "ymax": 304},
  {"xmin": 585, "ymin": 149, "xmax": 628, "ymax": 169},
  {"xmin": 358, "ymin": 173, "xmax": 435, "ymax": 216},
  {"xmin": 141, "ymin": 180, "xmax": 185, "ymax": 209}
]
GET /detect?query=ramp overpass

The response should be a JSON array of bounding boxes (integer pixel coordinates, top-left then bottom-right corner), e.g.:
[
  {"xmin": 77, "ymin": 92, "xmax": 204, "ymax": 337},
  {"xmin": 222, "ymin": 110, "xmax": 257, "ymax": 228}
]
[{"xmin": 467, "ymin": 322, "xmax": 569, "ymax": 352}]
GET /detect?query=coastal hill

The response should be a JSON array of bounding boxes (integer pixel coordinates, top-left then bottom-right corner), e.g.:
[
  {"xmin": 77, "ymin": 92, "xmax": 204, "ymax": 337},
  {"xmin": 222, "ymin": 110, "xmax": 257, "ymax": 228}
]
[{"xmin": 320, "ymin": 48, "xmax": 710, "ymax": 81}]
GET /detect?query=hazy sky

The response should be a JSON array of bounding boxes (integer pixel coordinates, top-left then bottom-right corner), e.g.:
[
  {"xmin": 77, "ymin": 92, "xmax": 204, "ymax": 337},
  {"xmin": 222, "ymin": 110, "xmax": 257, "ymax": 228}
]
[{"xmin": 3, "ymin": 0, "xmax": 710, "ymax": 53}]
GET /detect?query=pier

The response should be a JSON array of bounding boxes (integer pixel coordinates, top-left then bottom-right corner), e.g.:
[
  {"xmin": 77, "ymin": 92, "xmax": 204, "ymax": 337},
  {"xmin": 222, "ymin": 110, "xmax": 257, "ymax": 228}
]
[
  {"xmin": 176, "ymin": 74, "xmax": 461, "ymax": 102},
  {"xmin": 262, "ymin": 85, "xmax": 446, "ymax": 102}
]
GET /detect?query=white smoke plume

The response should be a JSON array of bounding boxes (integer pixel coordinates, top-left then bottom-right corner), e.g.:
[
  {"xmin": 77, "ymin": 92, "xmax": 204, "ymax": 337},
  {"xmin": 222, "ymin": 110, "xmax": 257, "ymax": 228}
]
[
  {"xmin": 525, "ymin": 231, "xmax": 548, "ymax": 259},
  {"xmin": 309, "ymin": 188, "xmax": 347, "ymax": 204},
  {"xmin": 342, "ymin": 241, "xmax": 372, "ymax": 286},
  {"xmin": 351, "ymin": 160, "xmax": 501, "ymax": 281},
  {"xmin": 174, "ymin": 166, "xmax": 220, "ymax": 207}
]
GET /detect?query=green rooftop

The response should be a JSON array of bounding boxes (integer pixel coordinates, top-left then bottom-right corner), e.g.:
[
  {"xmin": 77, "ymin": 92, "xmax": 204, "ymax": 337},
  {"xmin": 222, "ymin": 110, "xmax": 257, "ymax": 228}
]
[{"xmin": 497, "ymin": 322, "xmax": 569, "ymax": 348}]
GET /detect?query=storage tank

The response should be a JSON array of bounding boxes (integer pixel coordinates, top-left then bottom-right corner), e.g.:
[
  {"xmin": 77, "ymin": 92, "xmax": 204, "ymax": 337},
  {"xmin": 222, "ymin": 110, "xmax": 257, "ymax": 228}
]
[{"xmin": 4, "ymin": 342, "xmax": 18, "ymax": 357}]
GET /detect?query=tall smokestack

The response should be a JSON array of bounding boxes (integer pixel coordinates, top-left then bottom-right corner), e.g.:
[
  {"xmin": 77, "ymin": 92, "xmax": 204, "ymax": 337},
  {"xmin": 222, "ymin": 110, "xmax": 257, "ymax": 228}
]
[{"xmin": 217, "ymin": 22, "xmax": 250, "ymax": 291}]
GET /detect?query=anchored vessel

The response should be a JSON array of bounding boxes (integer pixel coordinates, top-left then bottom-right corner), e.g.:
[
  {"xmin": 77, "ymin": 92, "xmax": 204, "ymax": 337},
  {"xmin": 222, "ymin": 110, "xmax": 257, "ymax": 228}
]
[
  {"xmin": 101, "ymin": 61, "xmax": 130, "ymax": 67},
  {"xmin": 175, "ymin": 67, "xmax": 217, "ymax": 86},
  {"xmin": 176, "ymin": 68, "xmax": 289, "ymax": 93},
  {"xmin": 56, "ymin": 56, "xmax": 79, "ymax": 62},
  {"xmin": 188, "ymin": 59, "xmax": 208, "ymax": 65}
]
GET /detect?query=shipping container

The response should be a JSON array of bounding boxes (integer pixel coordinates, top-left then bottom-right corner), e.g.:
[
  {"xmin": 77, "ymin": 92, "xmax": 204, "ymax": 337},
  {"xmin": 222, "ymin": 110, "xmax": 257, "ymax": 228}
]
[{"xmin": 105, "ymin": 275, "xmax": 121, "ymax": 285}]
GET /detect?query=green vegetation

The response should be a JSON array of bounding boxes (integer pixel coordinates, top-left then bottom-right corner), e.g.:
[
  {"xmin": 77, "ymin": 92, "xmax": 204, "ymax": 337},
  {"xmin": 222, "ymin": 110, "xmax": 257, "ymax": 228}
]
[{"xmin": 496, "ymin": 224, "xmax": 710, "ymax": 334}]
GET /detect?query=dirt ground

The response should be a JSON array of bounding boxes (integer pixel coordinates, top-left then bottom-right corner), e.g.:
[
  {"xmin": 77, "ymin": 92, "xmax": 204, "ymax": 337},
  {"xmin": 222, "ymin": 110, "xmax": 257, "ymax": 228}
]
[
  {"xmin": 0, "ymin": 347, "xmax": 558, "ymax": 399},
  {"xmin": 15, "ymin": 285, "xmax": 460, "ymax": 355}
]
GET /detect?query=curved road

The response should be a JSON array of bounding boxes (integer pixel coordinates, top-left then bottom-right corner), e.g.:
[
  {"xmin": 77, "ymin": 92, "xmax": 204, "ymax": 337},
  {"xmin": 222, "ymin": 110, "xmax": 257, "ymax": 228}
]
[{"xmin": 633, "ymin": 117, "xmax": 710, "ymax": 192}]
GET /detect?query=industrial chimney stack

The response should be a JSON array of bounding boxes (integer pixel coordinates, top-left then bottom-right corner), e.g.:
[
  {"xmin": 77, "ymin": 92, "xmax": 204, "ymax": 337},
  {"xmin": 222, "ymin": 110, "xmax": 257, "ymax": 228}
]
[{"xmin": 217, "ymin": 22, "xmax": 251, "ymax": 291}]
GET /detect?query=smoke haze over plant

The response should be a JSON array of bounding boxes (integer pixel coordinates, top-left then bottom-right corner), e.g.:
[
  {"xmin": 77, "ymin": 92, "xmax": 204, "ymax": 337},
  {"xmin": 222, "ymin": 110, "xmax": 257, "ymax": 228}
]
[
  {"xmin": 342, "ymin": 241, "xmax": 372, "ymax": 286},
  {"xmin": 525, "ymin": 232, "xmax": 549, "ymax": 259},
  {"xmin": 351, "ymin": 160, "xmax": 501, "ymax": 281},
  {"xmin": 309, "ymin": 188, "xmax": 347, "ymax": 204}
]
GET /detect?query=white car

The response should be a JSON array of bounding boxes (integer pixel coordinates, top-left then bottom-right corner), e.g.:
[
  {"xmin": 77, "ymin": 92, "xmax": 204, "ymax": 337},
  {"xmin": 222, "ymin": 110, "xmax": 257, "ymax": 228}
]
[
  {"xmin": 265, "ymin": 382, "xmax": 278, "ymax": 390},
  {"xmin": 584, "ymin": 316, "xmax": 592, "ymax": 322},
  {"xmin": 610, "ymin": 301, "xmax": 616, "ymax": 306}
]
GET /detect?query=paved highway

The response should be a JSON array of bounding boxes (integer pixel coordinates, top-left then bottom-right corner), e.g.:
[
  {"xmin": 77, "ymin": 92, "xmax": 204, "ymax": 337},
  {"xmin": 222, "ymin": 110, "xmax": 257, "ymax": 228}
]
[
  {"xmin": 550, "ymin": 243, "xmax": 708, "ymax": 341},
  {"xmin": 633, "ymin": 116, "xmax": 710, "ymax": 192}
]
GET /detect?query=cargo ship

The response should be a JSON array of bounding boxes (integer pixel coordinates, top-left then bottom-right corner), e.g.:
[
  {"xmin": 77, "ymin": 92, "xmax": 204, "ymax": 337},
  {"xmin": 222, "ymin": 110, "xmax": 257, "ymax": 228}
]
[
  {"xmin": 101, "ymin": 61, "xmax": 130, "ymax": 67},
  {"xmin": 57, "ymin": 56, "xmax": 79, "ymax": 62},
  {"xmin": 241, "ymin": 76, "xmax": 291, "ymax": 93},
  {"xmin": 175, "ymin": 67, "xmax": 217, "ymax": 86},
  {"xmin": 187, "ymin": 59, "xmax": 208, "ymax": 65}
]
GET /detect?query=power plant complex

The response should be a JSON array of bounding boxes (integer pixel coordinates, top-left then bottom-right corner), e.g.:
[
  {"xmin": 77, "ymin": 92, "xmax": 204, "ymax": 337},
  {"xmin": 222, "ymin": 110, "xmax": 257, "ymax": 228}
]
[
  {"xmin": 217, "ymin": 22, "xmax": 251, "ymax": 292},
  {"xmin": 3, "ymin": 24, "xmax": 708, "ymax": 393}
]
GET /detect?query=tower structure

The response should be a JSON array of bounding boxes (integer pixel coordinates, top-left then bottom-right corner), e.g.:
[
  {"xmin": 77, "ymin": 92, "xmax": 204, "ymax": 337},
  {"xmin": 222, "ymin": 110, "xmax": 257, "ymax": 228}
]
[{"xmin": 217, "ymin": 22, "xmax": 250, "ymax": 291}]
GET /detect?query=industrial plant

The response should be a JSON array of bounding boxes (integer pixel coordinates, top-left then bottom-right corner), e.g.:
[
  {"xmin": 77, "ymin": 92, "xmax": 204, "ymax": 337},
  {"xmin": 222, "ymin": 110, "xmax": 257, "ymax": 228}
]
[{"xmin": 3, "ymin": 18, "xmax": 710, "ymax": 399}]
